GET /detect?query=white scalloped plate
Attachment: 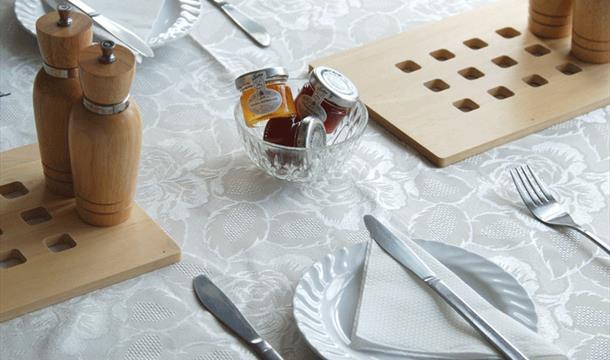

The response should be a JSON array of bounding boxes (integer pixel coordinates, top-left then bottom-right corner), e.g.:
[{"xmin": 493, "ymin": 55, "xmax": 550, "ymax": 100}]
[
  {"xmin": 14, "ymin": 0, "xmax": 201, "ymax": 48},
  {"xmin": 294, "ymin": 240, "xmax": 538, "ymax": 360}
]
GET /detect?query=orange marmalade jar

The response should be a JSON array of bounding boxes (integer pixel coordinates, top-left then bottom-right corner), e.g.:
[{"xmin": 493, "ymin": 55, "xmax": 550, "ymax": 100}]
[{"xmin": 235, "ymin": 67, "xmax": 297, "ymax": 127}]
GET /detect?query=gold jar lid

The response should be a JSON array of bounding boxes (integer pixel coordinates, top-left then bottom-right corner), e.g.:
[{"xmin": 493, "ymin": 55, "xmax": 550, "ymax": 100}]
[{"xmin": 235, "ymin": 67, "xmax": 289, "ymax": 90}]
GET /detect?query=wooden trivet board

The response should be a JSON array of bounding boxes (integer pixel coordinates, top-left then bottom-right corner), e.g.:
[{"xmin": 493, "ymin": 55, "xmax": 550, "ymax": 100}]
[
  {"xmin": 0, "ymin": 144, "xmax": 180, "ymax": 322},
  {"xmin": 311, "ymin": 0, "xmax": 610, "ymax": 166}
]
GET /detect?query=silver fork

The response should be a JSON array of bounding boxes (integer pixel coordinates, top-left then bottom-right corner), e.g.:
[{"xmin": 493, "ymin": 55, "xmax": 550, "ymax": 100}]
[{"xmin": 510, "ymin": 165, "xmax": 610, "ymax": 256}]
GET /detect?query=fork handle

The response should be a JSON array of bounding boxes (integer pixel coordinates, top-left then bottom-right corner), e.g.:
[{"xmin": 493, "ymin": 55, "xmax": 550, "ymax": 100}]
[{"xmin": 572, "ymin": 226, "xmax": 610, "ymax": 256}]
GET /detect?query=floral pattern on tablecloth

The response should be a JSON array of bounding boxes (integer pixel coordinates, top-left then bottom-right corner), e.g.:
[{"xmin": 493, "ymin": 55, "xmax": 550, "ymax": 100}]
[{"xmin": 1, "ymin": 0, "xmax": 608, "ymax": 359}]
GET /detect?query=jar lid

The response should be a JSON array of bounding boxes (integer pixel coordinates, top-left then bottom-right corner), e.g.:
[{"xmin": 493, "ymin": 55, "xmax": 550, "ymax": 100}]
[
  {"xmin": 309, "ymin": 66, "xmax": 359, "ymax": 108},
  {"xmin": 235, "ymin": 67, "xmax": 289, "ymax": 90},
  {"xmin": 295, "ymin": 116, "xmax": 327, "ymax": 148}
]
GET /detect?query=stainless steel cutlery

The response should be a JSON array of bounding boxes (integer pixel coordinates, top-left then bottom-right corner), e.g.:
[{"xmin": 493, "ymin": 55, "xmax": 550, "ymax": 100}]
[
  {"xmin": 193, "ymin": 275, "xmax": 284, "ymax": 360},
  {"xmin": 363, "ymin": 215, "xmax": 530, "ymax": 360},
  {"xmin": 46, "ymin": 0, "xmax": 154, "ymax": 57},
  {"xmin": 510, "ymin": 165, "xmax": 609, "ymax": 256},
  {"xmin": 207, "ymin": 0, "xmax": 271, "ymax": 47}
]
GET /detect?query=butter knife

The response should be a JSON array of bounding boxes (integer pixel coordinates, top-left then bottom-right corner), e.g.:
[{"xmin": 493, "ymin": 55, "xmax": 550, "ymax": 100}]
[
  {"xmin": 48, "ymin": 0, "xmax": 154, "ymax": 57},
  {"xmin": 207, "ymin": 0, "xmax": 271, "ymax": 47},
  {"xmin": 363, "ymin": 215, "xmax": 530, "ymax": 360},
  {"xmin": 193, "ymin": 275, "xmax": 283, "ymax": 360}
]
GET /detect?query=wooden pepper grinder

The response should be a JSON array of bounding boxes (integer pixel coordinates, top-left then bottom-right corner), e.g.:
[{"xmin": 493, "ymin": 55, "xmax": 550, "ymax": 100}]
[
  {"xmin": 528, "ymin": 0, "xmax": 573, "ymax": 38},
  {"xmin": 33, "ymin": 3, "xmax": 92, "ymax": 196},
  {"xmin": 69, "ymin": 41, "xmax": 142, "ymax": 226},
  {"xmin": 572, "ymin": 0, "xmax": 610, "ymax": 63}
]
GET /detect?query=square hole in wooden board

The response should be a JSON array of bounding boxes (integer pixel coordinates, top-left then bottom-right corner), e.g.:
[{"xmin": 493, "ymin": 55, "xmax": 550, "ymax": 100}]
[
  {"xmin": 525, "ymin": 44, "xmax": 551, "ymax": 57},
  {"xmin": 44, "ymin": 234, "xmax": 77, "ymax": 253},
  {"xmin": 396, "ymin": 60, "xmax": 421, "ymax": 73},
  {"xmin": 488, "ymin": 86, "xmax": 515, "ymax": 100},
  {"xmin": 492, "ymin": 55, "xmax": 518, "ymax": 68},
  {"xmin": 424, "ymin": 79, "xmax": 450, "ymax": 92},
  {"xmin": 523, "ymin": 74, "xmax": 548, "ymax": 87},
  {"xmin": 21, "ymin": 207, "xmax": 52, "ymax": 225},
  {"xmin": 453, "ymin": 98, "xmax": 480, "ymax": 112},
  {"xmin": 458, "ymin": 67, "xmax": 485, "ymax": 80},
  {"xmin": 556, "ymin": 62, "xmax": 583, "ymax": 75},
  {"xmin": 0, "ymin": 181, "xmax": 29, "ymax": 199},
  {"xmin": 0, "ymin": 249, "xmax": 26, "ymax": 269},
  {"xmin": 463, "ymin": 38, "xmax": 488, "ymax": 50},
  {"xmin": 496, "ymin": 27, "xmax": 521, "ymax": 39},
  {"xmin": 430, "ymin": 49, "xmax": 455, "ymax": 62}
]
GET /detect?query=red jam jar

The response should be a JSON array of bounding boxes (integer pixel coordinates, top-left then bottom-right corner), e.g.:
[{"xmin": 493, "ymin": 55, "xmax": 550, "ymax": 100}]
[
  {"xmin": 295, "ymin": 66, "xmax": 359, "ymax": 133},
  {"xmin": 263, "ymin": 116, "xmax": 327, "ymax": 148}
]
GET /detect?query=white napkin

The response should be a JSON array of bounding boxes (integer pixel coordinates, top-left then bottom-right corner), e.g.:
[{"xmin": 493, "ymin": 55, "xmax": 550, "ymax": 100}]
[
  {"xmin": 86, "ymin": 0, "xmax": 166, "ymax": 41},
  {"xmin": 351, "ymin": 238, "xmax": 567, "ymax": 359}
]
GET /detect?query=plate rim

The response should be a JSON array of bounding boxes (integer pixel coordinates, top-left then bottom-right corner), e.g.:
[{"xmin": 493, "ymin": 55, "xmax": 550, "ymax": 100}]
[
  {"xmin": 293, "ymin": 240, "xmax": 538, "ymax": 359},
  {"xmin": 13, "ymin": 0, "xmax": 202, "ymax": 48}
]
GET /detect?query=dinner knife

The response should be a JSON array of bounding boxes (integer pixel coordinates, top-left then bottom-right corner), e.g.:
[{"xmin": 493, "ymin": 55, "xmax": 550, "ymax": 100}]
[
  {"xmin": 193, "ymin": 275, "xmax": 284, "ymax": 360},
  {"xmin": 207, "ymin": 0, "xmax": 271, "ymax": 47},
  {"xmin": 363, "ymin": 215, "xmax": 530, "ymax": 360},
  {"xmin": 48, "ymin": 0, "xmax": 155, "ymax": 57}
]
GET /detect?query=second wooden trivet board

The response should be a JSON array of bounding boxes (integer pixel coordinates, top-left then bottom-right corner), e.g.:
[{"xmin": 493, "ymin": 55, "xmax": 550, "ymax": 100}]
[
  {"xmin": 311, "ymin": 0, "xmax": 610, "ymax": 167},
  {"xmin": 0, "ymin": 144, "xmax": 181, "ymax": 322}
]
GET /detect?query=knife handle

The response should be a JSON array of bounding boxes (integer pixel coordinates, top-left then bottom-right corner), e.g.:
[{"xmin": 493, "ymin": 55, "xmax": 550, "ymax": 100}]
[
  {"xmin": 252, "ymin": 339, "xmax": 284, "ymax": 360},
  {"xmin": 426, "ymin": 278, "xmax": 529, "ymax": 360}
]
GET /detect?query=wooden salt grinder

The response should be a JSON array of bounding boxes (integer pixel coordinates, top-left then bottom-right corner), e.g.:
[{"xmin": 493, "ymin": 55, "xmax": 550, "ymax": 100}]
[
  {"xmin": 33, "ymin": 4, "xmax": 92, "ymax": 196},
  {"xmin": 69, "ymin": 41, "xmax": 142, "ymax": 226},
  {"xmin": 572, "ymin": 0, "xmax": 610, "ymax": 63},
  {"xmin": 528, "ymin": 0, "xmax": 573, "ymax": 38}
]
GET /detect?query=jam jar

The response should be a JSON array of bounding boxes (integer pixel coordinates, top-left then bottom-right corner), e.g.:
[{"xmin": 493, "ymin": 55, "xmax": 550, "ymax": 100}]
[
  {"xmin": 295, "ymin": 66, "xmax": 359, "ymax": 133},
  {"xmin": 235, "ymin": 67, "xmax": 297, "ymax": 127},
  {"xmin": 263, "ymin": 116, "xmax": 327, "ymax": 148}
]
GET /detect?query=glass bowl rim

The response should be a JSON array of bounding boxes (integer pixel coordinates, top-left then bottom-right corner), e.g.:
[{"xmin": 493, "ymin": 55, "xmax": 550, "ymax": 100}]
[{"xmin": 233, "ymin": 100, "xmax": 369, "ymax": 152}]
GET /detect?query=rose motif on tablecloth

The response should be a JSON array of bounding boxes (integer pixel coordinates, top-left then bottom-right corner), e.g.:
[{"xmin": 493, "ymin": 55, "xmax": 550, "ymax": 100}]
[
  {"xmin": 5, "ymin": 58, "xmax": 38, "ymax": 90},
  {"xmin": 580, "ymin": 108, "xmax": 610, "ymax": 165},
  {"xmin": 471, "ymin": 212, "xmax": 532, "ymax": 250},
  {"xmin": 349, "ymin": 14, "xmax": 401, "ymax": 44},
  {"xmin": 534, "ymin": 229, "xmax": 595, "ymax": 279},
  {"xmin": 579, "ymin": 257, "xmax": 610, "ymax": 288},
  {"xmin": 222, "ymin": 269, "xmax": 294, "ymax": 318},
  {"xmin": 131, "ymin": 65, "xmax": 174, "ymax": 97},
  {"xmin": 409, "ymin": 204, "xmax": 470, "ymax": 246},
  {"xmin": 137, "ymin": 142, "xmax": 209, "ymax": 220},
  {"xmin": 44, "ymin": 298, "xmax": 117, "ymax": 358},
  {"xmin": 206, "ymin": 202, "xmax": 268, "ymax": 258},
  {"xmin": 158, "ymin": 103, "xmax": 217, "ymax": 133},
  {"xmin": 413, "ymin": 171, "xmax": 473, "ymax": 203},
  {"xmin": 213, "ymin": 166, "xmax": 282, "ymax": 202},
  {"xmin": 570, "ymin": 336, "xmax": 609, "ymax": 360},
  {"xmin": 119, "ymin": 289, "xmax": 190, "ymax": 330},
  {"xmin": 560, "ymin": 292, "xmax": 610, "ymax": 335},
  {"xmin": 110, "ymin": 333, "xmax": 175, "ymax": 360},
  {"xmin": 407, "ymin": 0, "xmax": 489, "ymax": 18},
  {"xmin": 479, "ymin": 142, "xmax": 606, "ymax": 224},
  {"xmin": 267, "ymin": 211, "xmax": 327, "ymax": 247},
  {"xmin": 289, "ymin": 139, "xmax": 410, "ymax": 230}
]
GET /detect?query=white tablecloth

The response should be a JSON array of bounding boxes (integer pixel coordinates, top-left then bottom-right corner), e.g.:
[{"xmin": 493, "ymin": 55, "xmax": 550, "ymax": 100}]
[{"xmin": 1, "ymin": 0, "xmax": 608, "ymax": 359}]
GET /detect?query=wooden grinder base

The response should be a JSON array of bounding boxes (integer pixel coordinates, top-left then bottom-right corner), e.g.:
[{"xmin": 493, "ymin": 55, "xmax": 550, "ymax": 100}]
[
  {"xmin": 0, "ymin": 144, "xmax": 181, "ymax": 322},
  {"xmin": 311, "ymin": 0, "xmax": 610, "ymax": 167}
]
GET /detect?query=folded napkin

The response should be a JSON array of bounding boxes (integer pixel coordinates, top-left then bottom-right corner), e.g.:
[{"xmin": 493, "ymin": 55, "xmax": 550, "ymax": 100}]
[
  {"xmin": 87, "ymin": 0, "xmax": 166, "ymax": 41},
  {"xmin": 351, "ymin": 238, "xmax": 567, "ymax": 359}
]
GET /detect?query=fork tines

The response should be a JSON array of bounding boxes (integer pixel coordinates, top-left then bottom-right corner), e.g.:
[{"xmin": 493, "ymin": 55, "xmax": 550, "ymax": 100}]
[{"xmin": 510, "ymin": 165, "xmax": 555, "ymax": 208}]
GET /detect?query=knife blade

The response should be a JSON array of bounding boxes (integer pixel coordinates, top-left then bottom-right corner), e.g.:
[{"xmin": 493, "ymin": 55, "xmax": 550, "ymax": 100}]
[
  {"xmin": 207, "ymin": 0, "xmax": 271, "ymax": 47},
  {"xmin": 60, "ymin": 0, "xmax": 154, "ymax": 57},
  {"xmin": 363, "ymin": 215, "xmax": 530, "ymax": 360},
  {"xmin": 193, "ymin": 275, "xmax": 283, "ymax": 360}
]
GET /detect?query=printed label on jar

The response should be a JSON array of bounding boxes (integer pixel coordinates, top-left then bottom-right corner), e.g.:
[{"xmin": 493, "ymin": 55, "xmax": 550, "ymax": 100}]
[
  {"xmin": 248, "ymin": 88, "xmax": 283, "ymax": 115},
  {"xmin": 297, "ymin": 94, "xmax": 328, "ymax": 121}
]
